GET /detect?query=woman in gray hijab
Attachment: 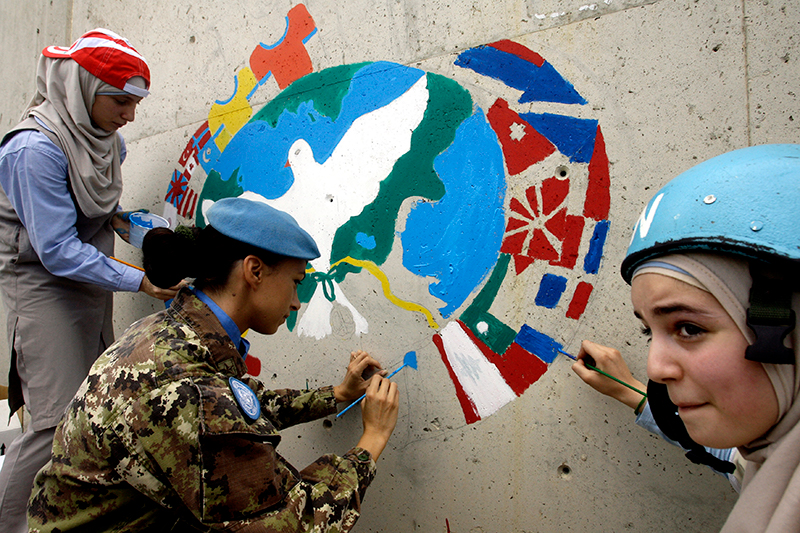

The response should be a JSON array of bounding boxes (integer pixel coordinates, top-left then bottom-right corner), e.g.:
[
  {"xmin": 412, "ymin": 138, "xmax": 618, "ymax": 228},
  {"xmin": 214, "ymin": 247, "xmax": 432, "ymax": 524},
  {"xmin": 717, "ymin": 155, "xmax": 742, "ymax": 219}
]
[
  {"xmin": 581, "ymin": 144, "xmax": 799, "ymax": 532},
  {"xmin": 0, "ymin": 29, "xmax": 179, "ymax": 531}
]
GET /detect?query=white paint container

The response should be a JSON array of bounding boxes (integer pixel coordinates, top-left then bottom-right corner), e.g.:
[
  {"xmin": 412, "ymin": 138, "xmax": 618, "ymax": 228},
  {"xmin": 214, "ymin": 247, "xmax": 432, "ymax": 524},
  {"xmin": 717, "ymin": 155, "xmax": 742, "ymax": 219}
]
[{"xmin": 128, "ymin": 212, "xmax": 170, "ymax": 248}]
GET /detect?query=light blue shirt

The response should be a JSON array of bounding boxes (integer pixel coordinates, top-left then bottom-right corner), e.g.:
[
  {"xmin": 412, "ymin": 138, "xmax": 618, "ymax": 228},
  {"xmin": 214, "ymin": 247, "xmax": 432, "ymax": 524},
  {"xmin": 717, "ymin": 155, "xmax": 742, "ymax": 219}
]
[
  {"xmin": 0, "ymin": 124, "xmax": 143, "ymax": 292},
  {"xmin": 192, "ymin": 287, "xmax": 250, "ymax": 358}
]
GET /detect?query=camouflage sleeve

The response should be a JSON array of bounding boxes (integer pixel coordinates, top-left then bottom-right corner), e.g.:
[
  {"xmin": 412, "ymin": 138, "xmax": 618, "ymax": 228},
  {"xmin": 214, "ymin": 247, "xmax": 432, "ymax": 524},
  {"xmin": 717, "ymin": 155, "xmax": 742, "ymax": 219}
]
[
  {"xmin": 227, "ymin": 447, "xmax": 377, "ymax": 532},
  {"xmin": 297, "ymin": 446, "xmax": 377, "ymax": 519},
  {"xmin": 255, "ymin": 383, "xmax": 338, "ymax": 430}
]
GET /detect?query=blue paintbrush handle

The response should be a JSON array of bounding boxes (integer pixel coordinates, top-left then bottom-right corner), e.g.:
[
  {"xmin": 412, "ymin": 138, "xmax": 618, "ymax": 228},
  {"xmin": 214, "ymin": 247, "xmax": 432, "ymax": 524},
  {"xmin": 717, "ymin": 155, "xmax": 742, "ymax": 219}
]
[
  {"xmin": 335, "ymin": 396, "xmax": 363, "ymax": 418},
  {"xmin": 335, "ymin": 363, "xmax": 406, "ymax": 418},
  {"xmin": 384, "ymin": 363, "xmax": 406, "ymax": 380}
]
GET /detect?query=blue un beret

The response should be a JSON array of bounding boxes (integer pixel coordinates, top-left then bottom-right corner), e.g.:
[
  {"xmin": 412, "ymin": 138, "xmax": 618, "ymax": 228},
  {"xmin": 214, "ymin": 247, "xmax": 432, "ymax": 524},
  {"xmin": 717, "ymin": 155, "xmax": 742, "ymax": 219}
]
[{"xmin": 206, "ymin": 197, "xmax": 320, "ymax": 260}]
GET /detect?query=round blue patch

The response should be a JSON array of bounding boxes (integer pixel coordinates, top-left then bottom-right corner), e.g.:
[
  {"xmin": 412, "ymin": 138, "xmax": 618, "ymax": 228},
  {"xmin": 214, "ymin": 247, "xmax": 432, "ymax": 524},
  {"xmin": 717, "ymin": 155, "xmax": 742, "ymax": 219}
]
[{"xmin": 229, "ymin": 377, "xmax": 261, "ymax": 421}]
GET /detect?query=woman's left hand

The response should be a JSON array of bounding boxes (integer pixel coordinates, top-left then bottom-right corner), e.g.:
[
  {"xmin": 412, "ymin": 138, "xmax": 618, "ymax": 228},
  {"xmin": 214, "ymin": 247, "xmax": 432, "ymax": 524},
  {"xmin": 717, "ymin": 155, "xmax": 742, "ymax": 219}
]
[
  {"xmin": 334, "ymin": 350, "xmax": 387, "ymax": 402},
  {"xmin": 138, "ymin": 275, "xmax": 187, "ymax": 301},
  {"xmin": 111, "ymin": 209, "xmax": 149, "ymax": 243}
]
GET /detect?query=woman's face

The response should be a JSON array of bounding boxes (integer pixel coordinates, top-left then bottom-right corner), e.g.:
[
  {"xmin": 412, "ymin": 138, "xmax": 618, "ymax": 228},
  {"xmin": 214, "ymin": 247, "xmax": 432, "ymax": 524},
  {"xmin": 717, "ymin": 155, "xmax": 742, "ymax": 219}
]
[
  {"xmin": 631, "ymin": 273, "xmax": 779, "ymax": 449},
  {"xmin": 90, "ymin": 94, "xmax": 142, "ymax": 132},
  {"xmin": 250, "ymin": 257, "xmax": 307, "ymax": 335}
]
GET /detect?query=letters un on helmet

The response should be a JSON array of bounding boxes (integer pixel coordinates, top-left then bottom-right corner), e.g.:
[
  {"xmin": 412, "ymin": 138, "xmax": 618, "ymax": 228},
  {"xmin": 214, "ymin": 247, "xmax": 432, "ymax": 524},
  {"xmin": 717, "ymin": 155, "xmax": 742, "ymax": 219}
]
[{"xmin": 622, "ymin": 144, "xmax": 800, "ymax": 283}]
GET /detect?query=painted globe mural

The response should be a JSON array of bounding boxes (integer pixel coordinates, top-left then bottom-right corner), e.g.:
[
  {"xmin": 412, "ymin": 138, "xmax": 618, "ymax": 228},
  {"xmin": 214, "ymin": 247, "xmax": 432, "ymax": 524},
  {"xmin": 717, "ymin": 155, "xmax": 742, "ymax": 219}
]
[{"xmin": 163, "ymin": 31, "xmax": 611, "ymax": 424}]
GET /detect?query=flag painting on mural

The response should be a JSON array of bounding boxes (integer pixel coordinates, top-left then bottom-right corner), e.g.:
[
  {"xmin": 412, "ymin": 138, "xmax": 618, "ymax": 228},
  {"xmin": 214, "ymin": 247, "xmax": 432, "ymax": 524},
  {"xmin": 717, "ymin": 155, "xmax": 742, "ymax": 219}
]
[{"xmin": 163, "ymin": 4, "xmax": 610, "ymax": 424}]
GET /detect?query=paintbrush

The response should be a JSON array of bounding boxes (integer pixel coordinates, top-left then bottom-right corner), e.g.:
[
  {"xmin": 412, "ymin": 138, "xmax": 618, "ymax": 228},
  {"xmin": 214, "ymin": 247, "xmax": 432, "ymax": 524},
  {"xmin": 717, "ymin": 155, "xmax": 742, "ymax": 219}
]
[
  {"xmin": 559, "ymin": 348, "xmax": 646, "ymax": 397},
  {"xmin": 110, "ymin": 256, "xmax": 145, "ymax": 272},
  {"xmin": 336, "ymin": 351, "xmax": 417, "ymax": 418}
]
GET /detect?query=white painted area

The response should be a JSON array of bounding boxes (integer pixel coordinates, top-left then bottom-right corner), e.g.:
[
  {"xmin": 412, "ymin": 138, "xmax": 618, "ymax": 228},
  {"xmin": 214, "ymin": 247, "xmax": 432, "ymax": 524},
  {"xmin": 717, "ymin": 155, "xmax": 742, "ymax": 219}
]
[
  {"xmin": 259, "ymin": 75, "xmax": 428, "ymax": 339},
  {"xmin": 438, "ymin": 321, "xmax": 516, "ymax": 419},
  {"xmin": 237, "ymin": 191, "xmax": 371, "ymax": 340},
  {"xmin": 296, "ymin": 279, "xmax": 369, "ymax": 339},
  {"xmin": 296, "ymin": 282, "xmax": 334, "ymax": 339},
  {"xmin": 270, "ymin": 74, "xmax": 429, "ymax": 272},
  {"xmin": 200, "ymin": 198, "xmax": 214, "ymax": 223},
  {"xmin": 509, "ymin": 122, "xmax": 526, "ymax": 141}
]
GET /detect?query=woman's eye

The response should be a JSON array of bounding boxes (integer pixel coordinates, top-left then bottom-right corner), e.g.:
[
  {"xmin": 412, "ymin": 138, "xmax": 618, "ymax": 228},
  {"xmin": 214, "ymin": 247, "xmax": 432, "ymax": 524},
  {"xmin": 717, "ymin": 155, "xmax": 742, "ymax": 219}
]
[
  {"xmin": 677, "ymin": 323, "xmax": 705, "ymax": 337},
  {"xmin": 639, "ymin": 325, "xmax": 652, "ymax": 338}
]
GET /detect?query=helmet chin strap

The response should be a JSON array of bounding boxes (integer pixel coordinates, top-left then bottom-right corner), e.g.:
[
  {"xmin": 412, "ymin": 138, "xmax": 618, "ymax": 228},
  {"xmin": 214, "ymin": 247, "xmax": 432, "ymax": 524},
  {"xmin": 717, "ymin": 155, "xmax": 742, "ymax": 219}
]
[
  {"xmin": 745, "ymin": 262, "xmax": 796, "ymax": 365},
  {"xmin": 647, "ymin": 381, "xmax": 736, "ymax": 475}
]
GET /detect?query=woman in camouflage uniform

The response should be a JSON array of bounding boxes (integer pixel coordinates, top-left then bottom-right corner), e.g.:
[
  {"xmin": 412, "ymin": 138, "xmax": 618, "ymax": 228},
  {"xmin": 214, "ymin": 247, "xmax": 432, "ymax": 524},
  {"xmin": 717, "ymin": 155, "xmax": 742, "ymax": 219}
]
[{"xmin": 28, "ymin": 197, "xmax": 400, "ymax": 532}]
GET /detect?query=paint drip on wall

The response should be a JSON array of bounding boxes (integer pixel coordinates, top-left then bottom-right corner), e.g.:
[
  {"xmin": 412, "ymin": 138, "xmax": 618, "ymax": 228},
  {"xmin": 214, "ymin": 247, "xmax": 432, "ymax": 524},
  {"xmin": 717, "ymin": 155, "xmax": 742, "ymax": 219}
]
[{"xmin": 162, "ymin": 6, "xmax": 611, "ymax": 424}]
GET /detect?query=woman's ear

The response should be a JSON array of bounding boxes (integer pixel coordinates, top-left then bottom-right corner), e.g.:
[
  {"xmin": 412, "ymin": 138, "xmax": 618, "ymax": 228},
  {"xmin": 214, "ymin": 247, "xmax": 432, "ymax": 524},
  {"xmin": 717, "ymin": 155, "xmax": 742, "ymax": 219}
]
[{"xmin": 242, "ymin": 255, "xmax": 265, "ymax": 288}]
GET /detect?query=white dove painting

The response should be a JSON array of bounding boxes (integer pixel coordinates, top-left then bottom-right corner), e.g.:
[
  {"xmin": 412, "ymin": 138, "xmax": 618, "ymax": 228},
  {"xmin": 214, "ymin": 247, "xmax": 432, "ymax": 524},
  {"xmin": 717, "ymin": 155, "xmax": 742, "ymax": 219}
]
[
  {"xmin": 273, "ymin": 74, "xmax": 428, "ymax": 339},
  {"xmin": 274, "ymin": 74, "xmax": 428, "ymax": 271},
  {"xmin": 200, "ymin": 73, "xmax": 430, "ymax": 339}
]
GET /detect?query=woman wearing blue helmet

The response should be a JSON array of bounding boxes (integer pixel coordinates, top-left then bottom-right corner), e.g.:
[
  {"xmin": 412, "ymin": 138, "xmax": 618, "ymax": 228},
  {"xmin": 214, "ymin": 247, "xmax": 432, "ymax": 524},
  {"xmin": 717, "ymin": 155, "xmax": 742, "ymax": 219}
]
[{"xmin": 611, "ymin": 144, "xmax": 799, "ymax": 532}]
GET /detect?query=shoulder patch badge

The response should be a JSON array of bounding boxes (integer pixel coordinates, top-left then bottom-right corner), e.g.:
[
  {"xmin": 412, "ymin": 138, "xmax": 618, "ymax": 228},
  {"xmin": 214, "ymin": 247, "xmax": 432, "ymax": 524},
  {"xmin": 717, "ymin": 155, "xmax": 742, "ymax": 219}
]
[{"xmin": 229, "ymin": 377, "xmax": 261, "ymax": 421}]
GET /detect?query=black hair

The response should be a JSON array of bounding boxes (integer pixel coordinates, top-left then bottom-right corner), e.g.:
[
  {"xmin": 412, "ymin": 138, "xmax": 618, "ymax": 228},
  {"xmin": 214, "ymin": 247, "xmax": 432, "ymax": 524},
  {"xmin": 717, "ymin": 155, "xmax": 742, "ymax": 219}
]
[{"xmin": 142, "ymin": 225, "xmax": 287, "ymax": 291}]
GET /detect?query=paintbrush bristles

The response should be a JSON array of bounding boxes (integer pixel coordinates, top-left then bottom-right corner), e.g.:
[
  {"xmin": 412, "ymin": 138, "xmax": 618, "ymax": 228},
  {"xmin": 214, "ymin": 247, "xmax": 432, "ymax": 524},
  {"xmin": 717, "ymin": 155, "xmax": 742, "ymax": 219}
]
[{"xmin": 558, "ymin": 348, "xmax": 577, "ymax": 361}]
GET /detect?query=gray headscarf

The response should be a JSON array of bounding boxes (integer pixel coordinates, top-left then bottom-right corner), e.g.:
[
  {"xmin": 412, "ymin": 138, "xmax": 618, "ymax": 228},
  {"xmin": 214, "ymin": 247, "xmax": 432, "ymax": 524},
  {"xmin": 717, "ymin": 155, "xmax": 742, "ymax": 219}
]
[{"xmin": 23, "ymin": 54, "xmax": 123, "ymax": 218}]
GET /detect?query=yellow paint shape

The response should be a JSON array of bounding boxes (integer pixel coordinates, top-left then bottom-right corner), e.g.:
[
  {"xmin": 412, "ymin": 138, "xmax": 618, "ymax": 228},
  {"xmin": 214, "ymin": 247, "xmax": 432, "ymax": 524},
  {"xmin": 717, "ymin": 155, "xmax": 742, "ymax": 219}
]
[
  {"xmin": 326, "ymin": 256, "xmax": 439, "ymax": 329},
  {"xmin": 208, "ymin": 67, "xmax": 258, "ymax": 152}
]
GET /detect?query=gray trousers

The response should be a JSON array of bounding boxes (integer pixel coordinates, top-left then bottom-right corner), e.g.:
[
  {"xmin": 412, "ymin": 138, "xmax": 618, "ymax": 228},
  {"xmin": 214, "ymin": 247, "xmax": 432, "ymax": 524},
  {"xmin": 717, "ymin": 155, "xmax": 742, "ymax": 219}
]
[{"xmin": 0, "ymin": 425, "xmax": 55, "ymax": 533}]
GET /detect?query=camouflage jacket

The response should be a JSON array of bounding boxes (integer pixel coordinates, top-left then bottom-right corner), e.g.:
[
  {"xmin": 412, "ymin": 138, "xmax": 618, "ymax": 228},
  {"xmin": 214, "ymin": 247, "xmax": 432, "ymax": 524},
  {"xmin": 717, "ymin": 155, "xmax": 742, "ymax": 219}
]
[{"xmin": 28, "ymin": 289, "xmax": 376, "ymax": 532}]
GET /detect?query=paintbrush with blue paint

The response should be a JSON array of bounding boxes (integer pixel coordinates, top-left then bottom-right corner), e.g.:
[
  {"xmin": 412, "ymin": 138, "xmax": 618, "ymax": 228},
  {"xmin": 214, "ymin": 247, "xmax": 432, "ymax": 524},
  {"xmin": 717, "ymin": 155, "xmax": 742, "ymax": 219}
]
[
  {"xmin": 559, "ymin": 348, "xmax": 647, "ymax": 398},
  {"xmin": 337, "ymin": 351, "xmax": 417, "ymax": 418}
]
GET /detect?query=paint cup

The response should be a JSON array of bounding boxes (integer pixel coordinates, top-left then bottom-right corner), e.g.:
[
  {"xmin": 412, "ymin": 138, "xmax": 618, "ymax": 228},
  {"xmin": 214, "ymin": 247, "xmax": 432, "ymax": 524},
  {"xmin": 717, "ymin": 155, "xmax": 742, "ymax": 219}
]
[{"xmin": 128, "ymin": 212, "xmax": 170, "ymax": 248}]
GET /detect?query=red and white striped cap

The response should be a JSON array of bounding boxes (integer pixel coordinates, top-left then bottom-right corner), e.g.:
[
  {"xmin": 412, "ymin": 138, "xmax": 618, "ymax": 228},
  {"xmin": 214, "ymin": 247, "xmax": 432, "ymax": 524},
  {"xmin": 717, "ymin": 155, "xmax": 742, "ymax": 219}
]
[{"xmin": 42, "ymin": 28, "xmax": 150, "ymax": 97}]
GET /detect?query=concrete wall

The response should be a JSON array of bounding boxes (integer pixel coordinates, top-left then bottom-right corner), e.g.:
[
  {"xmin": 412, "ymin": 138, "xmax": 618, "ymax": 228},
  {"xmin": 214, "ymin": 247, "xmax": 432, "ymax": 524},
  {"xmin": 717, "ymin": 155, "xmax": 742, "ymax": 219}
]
[{"xmin": 1, "ymin": 1, "xmax": 798, "ymax": 531}]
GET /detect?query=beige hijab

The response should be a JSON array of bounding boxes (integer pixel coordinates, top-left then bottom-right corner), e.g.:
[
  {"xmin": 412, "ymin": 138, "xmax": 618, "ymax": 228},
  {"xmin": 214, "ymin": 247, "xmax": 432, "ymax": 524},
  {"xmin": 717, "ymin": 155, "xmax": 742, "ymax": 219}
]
[
  {"xmin": 23, "ymin": 54, "xmax": 123, "ymax": 218},
  {"xmin": 633, "ymin": 253, "xmax": 800, "ymax": 532}
]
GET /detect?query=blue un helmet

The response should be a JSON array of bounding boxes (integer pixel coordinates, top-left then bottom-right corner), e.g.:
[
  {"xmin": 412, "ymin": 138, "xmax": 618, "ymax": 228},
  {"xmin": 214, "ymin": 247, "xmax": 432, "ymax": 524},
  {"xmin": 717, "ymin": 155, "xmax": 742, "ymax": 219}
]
[
  {"xmin": 622, "ymin": 144, "xmax": 800, "ymax": 365},
  {"xmin": 621, "ymin": 144, "xmax": 800, "ymax": 475},
  {"xmin": 623, "ymin": 144, "xmax": 800, "ymax": 280}
]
